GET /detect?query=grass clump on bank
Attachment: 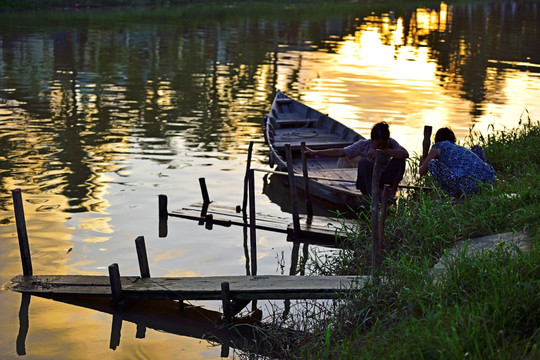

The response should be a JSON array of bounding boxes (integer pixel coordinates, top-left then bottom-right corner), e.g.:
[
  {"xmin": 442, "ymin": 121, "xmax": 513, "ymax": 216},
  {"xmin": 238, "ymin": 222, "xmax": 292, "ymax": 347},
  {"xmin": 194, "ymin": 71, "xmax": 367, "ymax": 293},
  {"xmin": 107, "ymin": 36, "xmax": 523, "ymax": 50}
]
[{"xmin": 241, "ymin": 116, "xmax": 540, "ymax": 359}]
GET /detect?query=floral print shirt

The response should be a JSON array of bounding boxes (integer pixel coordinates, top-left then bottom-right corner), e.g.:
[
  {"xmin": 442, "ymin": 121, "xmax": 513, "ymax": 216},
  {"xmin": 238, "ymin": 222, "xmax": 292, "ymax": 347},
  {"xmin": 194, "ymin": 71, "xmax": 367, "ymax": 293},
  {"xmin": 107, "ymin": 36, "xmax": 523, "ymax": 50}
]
[{"xmin": 432, "ymin": 140, "xmax": 495, "ymax": 182}]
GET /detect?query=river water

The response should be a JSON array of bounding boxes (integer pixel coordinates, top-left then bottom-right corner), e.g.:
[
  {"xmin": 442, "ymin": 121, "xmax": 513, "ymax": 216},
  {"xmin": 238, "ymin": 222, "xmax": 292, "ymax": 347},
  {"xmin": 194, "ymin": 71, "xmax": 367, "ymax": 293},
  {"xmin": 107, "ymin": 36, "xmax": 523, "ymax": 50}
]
[{"xmin": 0, "ymin": 1, "xmax": 539, "ymax": 358}]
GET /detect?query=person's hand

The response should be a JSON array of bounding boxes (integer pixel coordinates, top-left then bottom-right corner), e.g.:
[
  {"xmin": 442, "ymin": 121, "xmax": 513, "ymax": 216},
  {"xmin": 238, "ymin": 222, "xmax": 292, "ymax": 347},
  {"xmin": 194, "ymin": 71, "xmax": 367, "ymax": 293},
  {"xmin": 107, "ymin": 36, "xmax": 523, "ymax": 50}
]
[{"xmin": 304, "ymin": 147, "xmax": 316, "ymax": 156}]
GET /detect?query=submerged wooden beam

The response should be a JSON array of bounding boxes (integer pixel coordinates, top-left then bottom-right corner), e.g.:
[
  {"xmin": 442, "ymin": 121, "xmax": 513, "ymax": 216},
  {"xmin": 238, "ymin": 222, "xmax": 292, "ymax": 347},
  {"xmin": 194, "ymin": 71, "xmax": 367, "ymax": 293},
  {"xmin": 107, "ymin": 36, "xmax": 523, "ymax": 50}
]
[{"xmin": 7, "ymin": 275, "xmax": 368, "ymax": 301}]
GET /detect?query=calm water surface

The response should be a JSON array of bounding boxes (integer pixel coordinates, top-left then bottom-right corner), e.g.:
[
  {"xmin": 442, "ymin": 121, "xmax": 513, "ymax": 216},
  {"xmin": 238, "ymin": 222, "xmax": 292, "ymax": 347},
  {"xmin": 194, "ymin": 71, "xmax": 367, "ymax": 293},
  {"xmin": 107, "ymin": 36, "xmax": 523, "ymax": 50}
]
[{"xmin": 1, "ymin": 1, "xmax": 539, "ymax": 358}]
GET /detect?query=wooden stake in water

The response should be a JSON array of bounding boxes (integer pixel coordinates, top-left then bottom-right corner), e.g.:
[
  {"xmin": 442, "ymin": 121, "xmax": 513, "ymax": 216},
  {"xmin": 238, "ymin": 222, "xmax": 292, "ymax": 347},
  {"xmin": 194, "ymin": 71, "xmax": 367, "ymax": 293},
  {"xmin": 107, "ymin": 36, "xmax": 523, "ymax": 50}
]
[
  {"xmin": 158, "ymin": 194, "xmax": 168, "ymax": 219},
  {"xmin": 199, "ymin": 177, "xmax": 211, "ymax": 205},
  {"xmin": 108, "ymin": 263, "xmax": 123, "ymax": 309},
  {"xmin": 12, "ymin": 189, "xmax": 32, "ymax": 276},
  {"xmin": 135, "ymin": 236, "xmax": 151, "ymax": 279},
  {"xmin": 158, "ymin": 194, "xmax": 168, "ymax": 237}
]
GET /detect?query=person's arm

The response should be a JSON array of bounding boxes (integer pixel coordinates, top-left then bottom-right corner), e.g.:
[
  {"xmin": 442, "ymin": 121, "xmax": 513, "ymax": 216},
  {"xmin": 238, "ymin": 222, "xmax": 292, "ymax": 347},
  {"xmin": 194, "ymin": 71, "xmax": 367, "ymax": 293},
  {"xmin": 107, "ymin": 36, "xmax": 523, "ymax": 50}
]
[
  {"xmin": 382, "ymin": 147, "xmax": 409, "ymax": 160},
  {"xmin": 305, "ymin": 146, "xmax": 346, "ymax": 158},
  {"xmin": 419, "ymin": 147, "xmax": 441, "ymax": 176}
]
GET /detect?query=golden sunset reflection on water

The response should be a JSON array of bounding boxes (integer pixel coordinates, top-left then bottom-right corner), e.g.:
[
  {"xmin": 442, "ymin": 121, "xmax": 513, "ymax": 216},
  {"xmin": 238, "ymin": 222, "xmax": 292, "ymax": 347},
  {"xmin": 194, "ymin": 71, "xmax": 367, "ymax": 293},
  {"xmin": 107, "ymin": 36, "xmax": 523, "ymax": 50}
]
[
  {"xmin": 280, "ymin": 4, "xmax": 538, "ymax": 155},
  {"xmin": 1, "ymin": 2, "xmax": 539, "ymax": 358}
]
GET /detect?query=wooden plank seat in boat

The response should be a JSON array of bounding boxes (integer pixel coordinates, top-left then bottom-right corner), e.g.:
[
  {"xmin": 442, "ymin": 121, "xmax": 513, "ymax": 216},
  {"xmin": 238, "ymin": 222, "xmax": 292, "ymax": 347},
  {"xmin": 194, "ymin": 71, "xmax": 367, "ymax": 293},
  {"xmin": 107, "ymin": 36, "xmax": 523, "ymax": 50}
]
[{"xmin": 272, "ymin": 127, "xmax": 353, "ymax": 150}]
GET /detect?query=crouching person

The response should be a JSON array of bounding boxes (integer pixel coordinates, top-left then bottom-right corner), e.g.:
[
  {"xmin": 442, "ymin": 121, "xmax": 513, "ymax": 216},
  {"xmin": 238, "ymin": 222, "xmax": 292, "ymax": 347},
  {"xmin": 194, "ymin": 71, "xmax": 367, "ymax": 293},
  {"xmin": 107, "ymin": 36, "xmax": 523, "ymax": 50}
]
[{"xmin": 419, "ymin": 127, "xmax": 495, "ymax": 196}]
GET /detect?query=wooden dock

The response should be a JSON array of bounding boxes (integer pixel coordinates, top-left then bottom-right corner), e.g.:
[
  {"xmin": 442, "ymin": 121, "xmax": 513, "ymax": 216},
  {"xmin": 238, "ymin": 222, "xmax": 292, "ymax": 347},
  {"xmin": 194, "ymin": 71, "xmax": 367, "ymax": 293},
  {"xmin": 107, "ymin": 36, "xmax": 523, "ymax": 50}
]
[
  {"xmin": 6, "ymin": 274, "xmax": 365, "ymax": 301},
  {"xmin": 166, "ymin": 201, "xmax": 356, "ymax": 244},
  {"xmin": 7, "ymin": 189, "xmax": 368, "ymax": 324}
]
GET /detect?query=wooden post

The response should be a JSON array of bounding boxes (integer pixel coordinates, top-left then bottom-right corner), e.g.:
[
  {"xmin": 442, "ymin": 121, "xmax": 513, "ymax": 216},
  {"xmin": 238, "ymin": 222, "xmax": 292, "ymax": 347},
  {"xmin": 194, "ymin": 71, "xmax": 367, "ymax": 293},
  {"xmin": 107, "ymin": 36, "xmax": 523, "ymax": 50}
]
[
  {"xmin": 108, "ymin": 263, "xmax": 123, "ymax": 309},
  {"xmin": 158, "ymin": 194, "xmax": 168, "ymax": 219},
  {"xmin": 205, "ymin": 214, "xmax": 213, "ymax": 230},
  {"xmin": 136, "ymin": 324, "xmax": 146, "ymax": 339},
  {"xmin": 221, "ymin": 344, "xmax": 230, "ymax": 358},
  {"xmin": 371, "ymin": 151, "xmax": 381, "ymax": 272},
  {"xmin": 16, "ymin": 293, "xmax": 30, "ymax": 356},
  {"xmin": 300, "ymin": 142, "xmax": 313, "ymax": 219},
  {"xmin": 158, "ymin": 194, "xmax": 168, "ymax": 237},
  {"xmin": 109, "ymin": 313, "xmax": 122, "ymax": 350},
  {"xmin": 221, "ymin": 281, "xmax": 232, "ymax": 326},
  {"xmin": 135, "ymin": 236, "xmax": 151, "ymax": 279},
  {"xmin": 285, "ymin": 143, "xmax": 301, "ymax": 236},
  {"xmin": 199, "ymin": 177, "xmax": 210, "ymax": 205},
  {"xmin": 378, "ymin": 184, "xmax": 391, "ymax": 260},
  {"xmin": 242, "ymin": 141, "xmax": 254, "ymax": 216},
  {"xmin": 289, "ymin": 241, "xmax": 300, "ymax": 276},
  {"xmin": 12, "ymin": 189, "xmax": 32, "ymax": 276},
  {"xmin": 423, "ymin": 125, "xmax": 433, "ymax": 160},
  {"xmin": 248, "ymin": 169, "xmax": 257, "ymax": 276}
]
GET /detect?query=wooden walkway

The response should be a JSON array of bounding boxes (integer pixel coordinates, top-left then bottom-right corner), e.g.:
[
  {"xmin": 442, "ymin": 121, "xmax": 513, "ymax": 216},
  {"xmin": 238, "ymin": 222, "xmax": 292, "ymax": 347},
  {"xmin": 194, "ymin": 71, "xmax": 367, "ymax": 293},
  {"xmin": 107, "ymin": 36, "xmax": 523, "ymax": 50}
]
[
  {"xmin": 165, "ymin": 200, "xmax": 357, "ymax": 244},
  {"xmin": 7, "ymin": 186, "xmax": 372, "ymax": 329},
  {"xmin": 6, "ymin": 274, "xmax": 365, "ymax": 301}
]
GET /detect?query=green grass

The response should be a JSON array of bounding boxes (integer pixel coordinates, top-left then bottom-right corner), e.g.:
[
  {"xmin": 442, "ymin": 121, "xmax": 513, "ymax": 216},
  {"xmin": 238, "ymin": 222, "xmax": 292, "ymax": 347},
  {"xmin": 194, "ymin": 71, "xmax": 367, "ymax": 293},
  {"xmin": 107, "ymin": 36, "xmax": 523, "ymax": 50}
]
[{"xmin": 241, "ymin": 116, "xmax": 540, "ymax": 359}]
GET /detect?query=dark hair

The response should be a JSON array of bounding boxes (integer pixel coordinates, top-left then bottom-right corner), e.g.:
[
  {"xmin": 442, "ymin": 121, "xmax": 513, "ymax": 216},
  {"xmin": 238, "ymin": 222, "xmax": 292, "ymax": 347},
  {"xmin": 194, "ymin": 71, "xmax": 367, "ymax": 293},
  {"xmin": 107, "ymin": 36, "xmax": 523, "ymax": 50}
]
[
  {"xmin": 370, "ymin": 121, "xmax": 390, "ymax": 140},
  {"xmin": 434, "ymin": 127, "xmax": 456, "ymax": 143}
]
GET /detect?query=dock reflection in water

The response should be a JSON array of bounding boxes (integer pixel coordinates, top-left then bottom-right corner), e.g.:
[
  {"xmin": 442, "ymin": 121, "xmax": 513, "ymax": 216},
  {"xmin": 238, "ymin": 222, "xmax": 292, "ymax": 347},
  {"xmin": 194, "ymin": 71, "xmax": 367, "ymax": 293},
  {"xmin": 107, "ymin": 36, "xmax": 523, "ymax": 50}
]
[{"xmin": 15, "ymin": 293, "xmax": 269, "ymax": 358}]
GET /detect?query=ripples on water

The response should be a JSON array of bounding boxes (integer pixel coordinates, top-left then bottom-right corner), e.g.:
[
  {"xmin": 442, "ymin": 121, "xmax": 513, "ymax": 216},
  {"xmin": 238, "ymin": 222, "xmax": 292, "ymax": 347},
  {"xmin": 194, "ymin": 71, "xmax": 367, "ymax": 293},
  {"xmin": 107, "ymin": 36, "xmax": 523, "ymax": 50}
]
[{"xmin": 0, "ymin": 1, "xmax": 539, "ymax": 359}]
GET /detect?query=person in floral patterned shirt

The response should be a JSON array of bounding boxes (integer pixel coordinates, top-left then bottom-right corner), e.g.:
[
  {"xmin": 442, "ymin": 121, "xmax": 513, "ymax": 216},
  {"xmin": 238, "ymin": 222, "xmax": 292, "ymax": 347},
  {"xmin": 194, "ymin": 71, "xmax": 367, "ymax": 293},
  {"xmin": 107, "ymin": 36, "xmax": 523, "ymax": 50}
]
[{"xmin": 419, "ymin": 127, "xmax": 495, "ymax": 196}]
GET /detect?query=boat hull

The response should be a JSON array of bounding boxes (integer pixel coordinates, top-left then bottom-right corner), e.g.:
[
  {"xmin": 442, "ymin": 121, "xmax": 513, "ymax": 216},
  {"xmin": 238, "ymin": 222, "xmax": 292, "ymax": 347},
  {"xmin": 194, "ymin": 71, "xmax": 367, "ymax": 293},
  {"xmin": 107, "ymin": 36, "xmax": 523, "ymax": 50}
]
[{"xmin": 265, "ymin": 90, "xmax": 368, "ymax": 208}]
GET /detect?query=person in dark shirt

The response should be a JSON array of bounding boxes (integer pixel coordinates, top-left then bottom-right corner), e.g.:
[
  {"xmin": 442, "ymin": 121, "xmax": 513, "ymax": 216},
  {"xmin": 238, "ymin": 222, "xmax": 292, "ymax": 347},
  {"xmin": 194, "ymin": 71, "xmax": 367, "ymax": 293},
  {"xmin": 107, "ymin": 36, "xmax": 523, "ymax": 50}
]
[{"xmin": 306, "ymin": 121, "xmax": 409, "ymax": 197}]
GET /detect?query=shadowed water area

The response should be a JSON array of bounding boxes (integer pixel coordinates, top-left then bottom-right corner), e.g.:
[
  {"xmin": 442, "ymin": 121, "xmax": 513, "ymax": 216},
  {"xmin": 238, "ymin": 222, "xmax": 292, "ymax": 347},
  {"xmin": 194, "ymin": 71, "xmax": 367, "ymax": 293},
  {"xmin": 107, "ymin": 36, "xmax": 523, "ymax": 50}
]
[{"xmin": 0, "ymin": 1, "xmax": 539, "ymax": 358}]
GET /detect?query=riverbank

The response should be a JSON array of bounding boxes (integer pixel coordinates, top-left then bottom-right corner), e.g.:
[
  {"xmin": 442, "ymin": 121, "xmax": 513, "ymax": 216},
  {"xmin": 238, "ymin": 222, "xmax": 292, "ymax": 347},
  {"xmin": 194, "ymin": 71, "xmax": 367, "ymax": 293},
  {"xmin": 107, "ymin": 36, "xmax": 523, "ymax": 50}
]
[
  {"xmin": 244, "ymin": 116, "xmax": 540, "ymax": 359},
  {"xmin": 0, "ymin": 0, "xmax": 464, "ymax": 12}
]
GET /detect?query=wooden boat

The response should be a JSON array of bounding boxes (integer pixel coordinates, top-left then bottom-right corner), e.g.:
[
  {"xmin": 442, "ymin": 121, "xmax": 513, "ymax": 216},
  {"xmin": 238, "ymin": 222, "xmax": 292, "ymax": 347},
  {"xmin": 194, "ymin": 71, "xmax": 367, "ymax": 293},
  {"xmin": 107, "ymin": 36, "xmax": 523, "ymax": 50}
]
[{"xmin": 264, "ymin": 90, "xmax": 367, "ymax": 208}]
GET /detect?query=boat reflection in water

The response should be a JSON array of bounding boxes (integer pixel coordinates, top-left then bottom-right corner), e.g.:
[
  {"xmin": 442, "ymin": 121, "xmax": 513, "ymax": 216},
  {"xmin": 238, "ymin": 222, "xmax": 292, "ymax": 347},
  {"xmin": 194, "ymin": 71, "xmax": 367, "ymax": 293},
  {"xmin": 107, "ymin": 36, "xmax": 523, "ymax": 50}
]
[{"xmin": 262, "ymin": 172, "xmax": 361, "ymax": 220}]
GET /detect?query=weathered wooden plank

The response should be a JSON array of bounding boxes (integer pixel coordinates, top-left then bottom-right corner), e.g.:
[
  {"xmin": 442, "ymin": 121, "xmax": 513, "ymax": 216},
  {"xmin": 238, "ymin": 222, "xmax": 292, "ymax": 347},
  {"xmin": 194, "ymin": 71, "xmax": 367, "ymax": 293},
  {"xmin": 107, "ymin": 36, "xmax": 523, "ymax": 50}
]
[
  {"xmin": 6, "ymin": 275, "xmax": 368, "ymax": 301},
  {"xmin": 171, "ymin": 202, "xmax": 351, "ymax": 235}
]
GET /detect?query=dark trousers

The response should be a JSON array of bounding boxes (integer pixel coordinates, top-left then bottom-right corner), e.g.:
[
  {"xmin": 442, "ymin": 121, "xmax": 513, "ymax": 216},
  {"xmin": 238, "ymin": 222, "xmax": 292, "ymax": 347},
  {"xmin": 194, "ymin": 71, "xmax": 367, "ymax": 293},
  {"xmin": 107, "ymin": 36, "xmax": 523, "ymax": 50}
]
[{"xmin": 356, "ymin": 158, "xmax": 406, "ymax": 195}]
